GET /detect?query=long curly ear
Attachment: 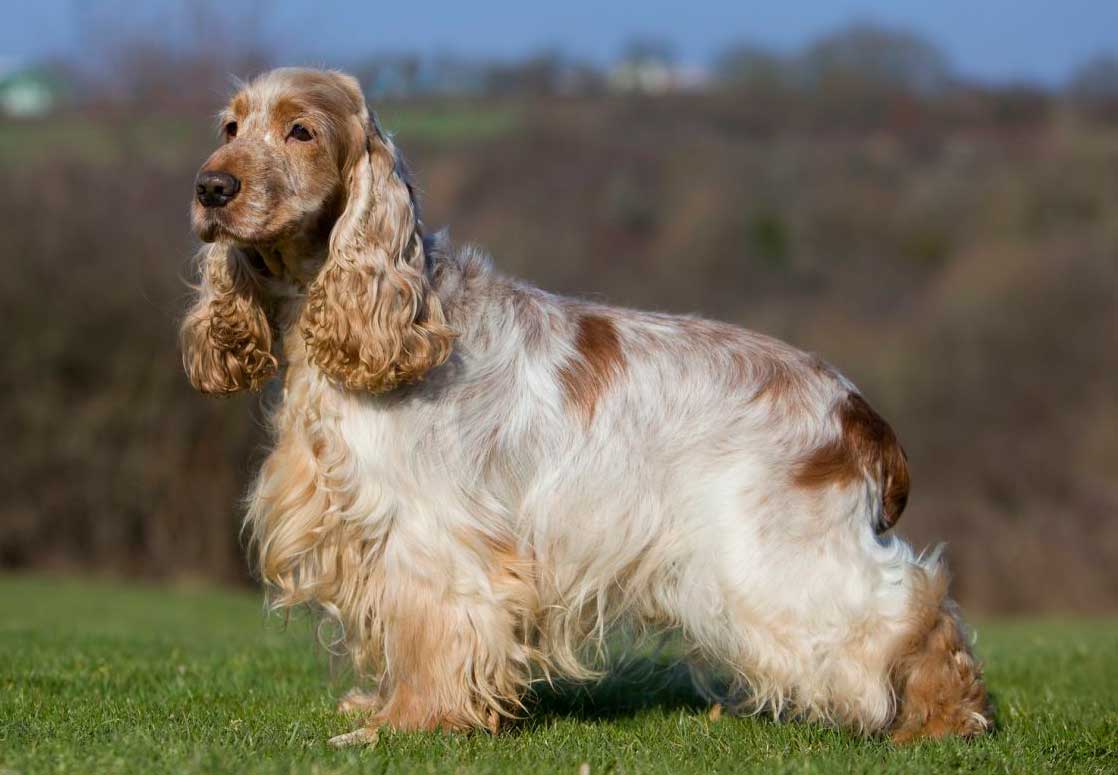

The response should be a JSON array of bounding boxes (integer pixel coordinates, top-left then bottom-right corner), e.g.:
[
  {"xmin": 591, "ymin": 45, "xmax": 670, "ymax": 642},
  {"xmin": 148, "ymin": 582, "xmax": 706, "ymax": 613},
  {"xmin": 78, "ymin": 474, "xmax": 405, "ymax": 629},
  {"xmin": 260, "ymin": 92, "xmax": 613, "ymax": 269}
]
[
  {"xmin": 300, "ymin": 106, "xmax": 454, "ymax": 393},
  {"xmin": 180, "ymin": 243, "xmax": 277, "ymax": 394}
]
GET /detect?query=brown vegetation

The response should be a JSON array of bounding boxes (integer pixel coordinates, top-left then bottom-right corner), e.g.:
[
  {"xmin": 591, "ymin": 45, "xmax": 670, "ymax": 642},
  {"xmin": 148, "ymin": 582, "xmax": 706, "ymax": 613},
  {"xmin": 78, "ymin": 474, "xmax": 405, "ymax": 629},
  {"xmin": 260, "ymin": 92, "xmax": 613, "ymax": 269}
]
[{"xmin": 1, "ymin": 88, "xmax": 1115, "ymax": 611}]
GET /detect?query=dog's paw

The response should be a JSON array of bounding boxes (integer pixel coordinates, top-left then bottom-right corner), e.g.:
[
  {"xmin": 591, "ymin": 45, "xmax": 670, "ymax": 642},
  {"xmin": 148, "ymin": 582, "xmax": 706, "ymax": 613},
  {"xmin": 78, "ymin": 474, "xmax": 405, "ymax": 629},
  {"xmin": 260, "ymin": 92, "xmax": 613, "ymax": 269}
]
[
  {"xmin": 336, "ymin": 689, "xmax": 380, "ymax": 715},
  {"xmin": 327, "ymin": 726, "xmax": 379, "ymax": 748}
]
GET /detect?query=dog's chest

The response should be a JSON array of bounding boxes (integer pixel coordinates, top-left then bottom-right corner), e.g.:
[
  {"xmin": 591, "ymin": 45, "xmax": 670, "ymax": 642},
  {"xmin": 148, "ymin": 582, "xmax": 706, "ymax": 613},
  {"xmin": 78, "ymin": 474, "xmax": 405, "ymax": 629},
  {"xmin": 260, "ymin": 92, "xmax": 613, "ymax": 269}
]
[{"xmin": 271, "ymin": 359, "xmax": 443, "ymax": 519}]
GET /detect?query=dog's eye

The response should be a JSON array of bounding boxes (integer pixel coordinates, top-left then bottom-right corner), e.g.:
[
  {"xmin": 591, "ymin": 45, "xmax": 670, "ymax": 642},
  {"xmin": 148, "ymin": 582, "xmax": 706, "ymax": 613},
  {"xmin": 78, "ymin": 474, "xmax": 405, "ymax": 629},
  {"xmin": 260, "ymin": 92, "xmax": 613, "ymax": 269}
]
[
  {"xmin": 224, "ymin": 121, "xmax": 238, "ymax": 139},
  {"xmin": 288, "ymin": 124, "xmax": 313, "ymax": 142}
]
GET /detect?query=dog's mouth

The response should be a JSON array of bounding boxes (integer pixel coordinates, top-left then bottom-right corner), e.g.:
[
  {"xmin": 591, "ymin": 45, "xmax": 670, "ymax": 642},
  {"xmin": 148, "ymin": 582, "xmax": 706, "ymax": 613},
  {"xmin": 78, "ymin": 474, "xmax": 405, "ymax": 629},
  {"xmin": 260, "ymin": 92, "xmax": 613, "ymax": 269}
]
[
  {"xmin": 194, "ymin": 204, "xmax": 293, "ymax": 247},
  {"xmin": 195, "ymin": 215, "xmax": 222, "ymax": 244},
  {"xmin": 194, "ymin": 207, "xmax": 243, "ymax": 244},
  {"xmin": 193, "ymin": 209, "xmax": 286, "ymax": 280},
  {"xmin": 193, "ymin": 195, "xmax": 336, "ymax": 287}
]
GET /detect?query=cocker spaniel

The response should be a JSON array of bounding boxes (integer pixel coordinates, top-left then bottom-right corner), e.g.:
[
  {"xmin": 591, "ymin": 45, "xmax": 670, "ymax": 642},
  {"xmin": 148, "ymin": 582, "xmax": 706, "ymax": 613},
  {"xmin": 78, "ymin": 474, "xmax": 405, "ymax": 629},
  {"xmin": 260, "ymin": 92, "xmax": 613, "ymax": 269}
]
[{"xmin": 181, "ymin": 68, "xmax": 991, "ymax": 745}]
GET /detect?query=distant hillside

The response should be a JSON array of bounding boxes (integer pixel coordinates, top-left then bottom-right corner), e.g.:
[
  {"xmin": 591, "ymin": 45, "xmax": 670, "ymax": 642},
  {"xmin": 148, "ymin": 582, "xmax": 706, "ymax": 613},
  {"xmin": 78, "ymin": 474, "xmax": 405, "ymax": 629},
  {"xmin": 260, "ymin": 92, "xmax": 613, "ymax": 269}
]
[{"xmin": 1, "ymin": 92, "xmax": 1115, "ymax": 612}]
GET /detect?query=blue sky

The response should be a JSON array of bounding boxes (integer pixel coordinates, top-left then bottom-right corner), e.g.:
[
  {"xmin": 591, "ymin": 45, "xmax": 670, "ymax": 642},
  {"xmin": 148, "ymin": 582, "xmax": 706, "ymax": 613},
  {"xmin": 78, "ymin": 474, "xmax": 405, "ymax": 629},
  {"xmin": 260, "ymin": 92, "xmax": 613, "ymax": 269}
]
[{"xmin": 4, "ymin": 0, "xmax": 1118, "ymax": 85}]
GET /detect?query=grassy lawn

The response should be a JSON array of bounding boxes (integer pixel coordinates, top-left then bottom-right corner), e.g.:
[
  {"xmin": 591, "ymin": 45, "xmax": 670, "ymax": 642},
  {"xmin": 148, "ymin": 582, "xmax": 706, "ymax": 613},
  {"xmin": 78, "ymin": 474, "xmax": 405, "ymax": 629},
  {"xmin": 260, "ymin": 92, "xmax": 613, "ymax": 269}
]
[
  {"xmin": 0, "ymin": 105, "xmax": 520, "ymax": 169},
  {"xmin": 1, "ymin": 576, "xmax": 1115, "ymax": 774}
]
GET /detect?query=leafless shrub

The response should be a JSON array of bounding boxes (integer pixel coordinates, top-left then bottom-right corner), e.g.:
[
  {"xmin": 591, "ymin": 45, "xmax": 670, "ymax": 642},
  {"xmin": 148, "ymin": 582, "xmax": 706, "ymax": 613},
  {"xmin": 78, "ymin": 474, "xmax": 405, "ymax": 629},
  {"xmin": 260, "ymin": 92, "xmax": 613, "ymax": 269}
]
[{"xmin": 1, "ymin": 54, "xmax": 1114, "ymax": 611}]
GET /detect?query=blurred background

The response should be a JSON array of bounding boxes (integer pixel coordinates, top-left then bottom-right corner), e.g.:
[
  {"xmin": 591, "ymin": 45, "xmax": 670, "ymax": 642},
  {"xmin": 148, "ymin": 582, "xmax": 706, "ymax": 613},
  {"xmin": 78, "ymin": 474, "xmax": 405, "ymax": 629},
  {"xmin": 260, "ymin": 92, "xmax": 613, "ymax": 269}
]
[{"xmin": 1, "ymin": 0, "xmax": 1114, "ymax": 613}]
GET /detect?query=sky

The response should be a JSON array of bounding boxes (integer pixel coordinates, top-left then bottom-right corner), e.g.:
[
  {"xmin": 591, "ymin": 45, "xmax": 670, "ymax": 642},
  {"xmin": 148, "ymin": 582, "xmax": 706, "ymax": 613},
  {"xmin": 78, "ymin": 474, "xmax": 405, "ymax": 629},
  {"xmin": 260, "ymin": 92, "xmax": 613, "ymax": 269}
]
[{"xmin": 3, "ymin": 0, "xmax": 1118, "ymax": 86}]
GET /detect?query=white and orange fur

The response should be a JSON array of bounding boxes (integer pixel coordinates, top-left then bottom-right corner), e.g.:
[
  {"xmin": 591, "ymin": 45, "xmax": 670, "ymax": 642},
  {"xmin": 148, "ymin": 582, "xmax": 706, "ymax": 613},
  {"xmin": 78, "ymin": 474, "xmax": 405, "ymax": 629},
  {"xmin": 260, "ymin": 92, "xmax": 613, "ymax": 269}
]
[{"xmin": 180, "ymin": 68, "xmax": 991, "ymax": 745}]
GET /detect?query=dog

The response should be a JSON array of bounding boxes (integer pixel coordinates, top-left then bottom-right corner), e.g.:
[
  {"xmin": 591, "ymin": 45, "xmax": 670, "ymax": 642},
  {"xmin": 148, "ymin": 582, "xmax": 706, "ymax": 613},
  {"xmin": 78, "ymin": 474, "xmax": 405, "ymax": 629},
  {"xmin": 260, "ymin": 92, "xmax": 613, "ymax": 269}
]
[{"xmin": 181, "ymin": 67, "xmax": 991, "ymax": 745}]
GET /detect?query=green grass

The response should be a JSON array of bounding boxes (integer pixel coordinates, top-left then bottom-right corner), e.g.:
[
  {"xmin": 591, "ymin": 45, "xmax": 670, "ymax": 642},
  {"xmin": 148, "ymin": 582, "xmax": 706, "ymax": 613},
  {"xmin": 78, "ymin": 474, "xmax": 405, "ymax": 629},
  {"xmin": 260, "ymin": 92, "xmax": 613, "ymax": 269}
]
[
  {"xmin": 1, "ymin": 576, "xmax": 1115, "ymax": 774},
  {"xmin": 378, "ymin": 104, "xmax": 523, "ymax": 144},
  {"xmin": 0, "ymin": 118, "xmax": 199, "ymax": 169},
  {"xmin": 0, "ymin": 106, "xmax": 521, "ymax": 169}
]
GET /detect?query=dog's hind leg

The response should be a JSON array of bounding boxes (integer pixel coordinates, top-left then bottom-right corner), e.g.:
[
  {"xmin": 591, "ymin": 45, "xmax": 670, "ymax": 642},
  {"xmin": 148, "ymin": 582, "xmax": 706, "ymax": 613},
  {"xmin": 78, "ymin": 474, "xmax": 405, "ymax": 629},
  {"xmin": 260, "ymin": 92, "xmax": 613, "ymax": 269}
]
[
  {"xmin": 697, "ymin": 478, "xmax": 990, "ymax": 737},
  {"xmin": 886, "ymin": 563, "xmax": 992, "ymax": 741}
]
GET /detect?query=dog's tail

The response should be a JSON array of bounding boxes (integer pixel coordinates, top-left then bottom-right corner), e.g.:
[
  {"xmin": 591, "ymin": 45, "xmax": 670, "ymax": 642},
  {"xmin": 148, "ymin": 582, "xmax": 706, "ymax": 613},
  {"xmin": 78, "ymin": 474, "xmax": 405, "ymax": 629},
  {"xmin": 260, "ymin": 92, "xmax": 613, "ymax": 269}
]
[{"xmin": 794, "ymin": 392, "xmax": 910, "ymax": 533}]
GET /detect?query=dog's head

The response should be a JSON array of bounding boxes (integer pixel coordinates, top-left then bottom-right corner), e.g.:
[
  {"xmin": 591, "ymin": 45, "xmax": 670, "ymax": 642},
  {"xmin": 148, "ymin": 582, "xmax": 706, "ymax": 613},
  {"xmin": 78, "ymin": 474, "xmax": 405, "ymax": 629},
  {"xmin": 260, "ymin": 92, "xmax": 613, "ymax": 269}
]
[{"xmin": 181, "ymin": 68, "xmax": 453, "ymax": 395}]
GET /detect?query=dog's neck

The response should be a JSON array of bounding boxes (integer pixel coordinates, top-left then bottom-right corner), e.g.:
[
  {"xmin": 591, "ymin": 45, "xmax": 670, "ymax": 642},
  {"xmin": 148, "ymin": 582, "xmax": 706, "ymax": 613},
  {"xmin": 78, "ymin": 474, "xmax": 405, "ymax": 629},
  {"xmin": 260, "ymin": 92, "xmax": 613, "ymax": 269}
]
[
  {"xmin": 247, "ymin": 187, "xmax": 345, "ymax": 286},
  {"xmin": 263, "ymin": 226, "xmax": 459, "ymax": 335},
  {"xmin": 260, "ymin": 234, "xmax": 329, "ymax": 286}
]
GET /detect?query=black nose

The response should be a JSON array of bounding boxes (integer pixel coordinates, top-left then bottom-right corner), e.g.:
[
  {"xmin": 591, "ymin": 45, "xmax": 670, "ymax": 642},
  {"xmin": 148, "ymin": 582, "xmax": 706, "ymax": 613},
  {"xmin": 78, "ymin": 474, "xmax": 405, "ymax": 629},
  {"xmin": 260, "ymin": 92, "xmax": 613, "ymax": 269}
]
[{"xmin": 195, "ymin": 170, "xmax": 240, "ymax": 208}]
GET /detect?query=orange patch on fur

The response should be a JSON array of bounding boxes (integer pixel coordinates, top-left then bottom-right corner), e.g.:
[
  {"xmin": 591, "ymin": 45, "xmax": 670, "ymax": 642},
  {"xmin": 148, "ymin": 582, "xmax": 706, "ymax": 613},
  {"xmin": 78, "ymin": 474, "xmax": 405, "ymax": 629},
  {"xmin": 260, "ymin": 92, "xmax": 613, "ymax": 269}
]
[
  {"xmin": 794, "ymin": 393, "xmax": 910, "ymax": 531},
  {"xmin": 229, "ymin": 92, "xmax": 249, "ymax": 118},
  {"xmin": 489, "ymin": 542, "xmax": 536, "ymax": 593},
  {"xmin": 558, "ymin": 314, "xmax": 626, "ymax": 423},
  {"xmin": 751, "ymin": 359, "xmax": 797, "ymax": 402}
]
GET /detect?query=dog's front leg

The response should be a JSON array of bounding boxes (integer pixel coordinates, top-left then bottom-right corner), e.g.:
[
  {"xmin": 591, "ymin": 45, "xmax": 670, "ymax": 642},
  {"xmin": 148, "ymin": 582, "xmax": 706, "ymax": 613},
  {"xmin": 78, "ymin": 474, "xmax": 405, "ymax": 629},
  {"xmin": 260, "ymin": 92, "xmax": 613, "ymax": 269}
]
[{"xmin": 329, "ymin": 544, "xmax": 532, "ymax": 744}]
